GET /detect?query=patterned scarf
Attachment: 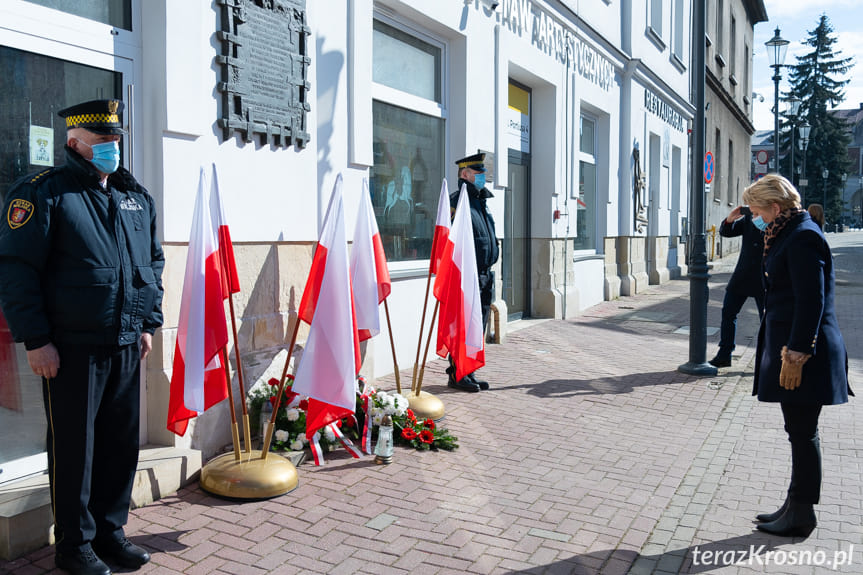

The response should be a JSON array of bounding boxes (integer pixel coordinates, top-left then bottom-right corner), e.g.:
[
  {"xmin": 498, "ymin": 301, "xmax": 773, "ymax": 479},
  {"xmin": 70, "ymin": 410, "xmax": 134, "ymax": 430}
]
[{"xmin": 763, "ymin": 206, "xmax": 805, "ymax": 257}]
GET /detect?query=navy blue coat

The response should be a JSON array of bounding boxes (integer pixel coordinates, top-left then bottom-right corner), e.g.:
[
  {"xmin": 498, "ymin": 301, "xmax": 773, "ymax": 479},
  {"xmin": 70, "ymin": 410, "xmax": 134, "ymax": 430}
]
[
  {"xmin": 753, "ymin": 212, "xmax": 850, "ymax": 405},
  {"xmin": 719, "ymin": 214, "xmax": 764, "ymax": 297}
]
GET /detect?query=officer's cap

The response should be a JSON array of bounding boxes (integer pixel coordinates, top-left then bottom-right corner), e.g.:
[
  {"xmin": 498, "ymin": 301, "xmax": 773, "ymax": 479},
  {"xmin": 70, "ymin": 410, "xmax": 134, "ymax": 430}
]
[
  {"xmin": 455, "ymin": 152, "xmax": 486, "ymax": 173},
  {"xmin": 58, "ymin": 99, "xmax": 126, "ymax": 135}
]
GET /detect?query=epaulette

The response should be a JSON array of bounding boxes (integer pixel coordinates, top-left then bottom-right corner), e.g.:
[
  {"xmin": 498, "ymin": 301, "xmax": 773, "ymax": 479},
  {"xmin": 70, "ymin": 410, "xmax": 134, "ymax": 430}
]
[{"xmin": 28, "ymin": 168, "xmax": 56, "ymax": 184}]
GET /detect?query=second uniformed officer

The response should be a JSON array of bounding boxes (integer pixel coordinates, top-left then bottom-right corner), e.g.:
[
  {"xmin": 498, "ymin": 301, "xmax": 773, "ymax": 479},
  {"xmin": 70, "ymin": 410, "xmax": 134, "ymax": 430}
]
[
  {"xmin": 447, "ymin": 153, "xmax": 499, "ymax": 392},
  {"xmin": 0, "ymin": 99, "xmax": 163, "ymax": 575}
]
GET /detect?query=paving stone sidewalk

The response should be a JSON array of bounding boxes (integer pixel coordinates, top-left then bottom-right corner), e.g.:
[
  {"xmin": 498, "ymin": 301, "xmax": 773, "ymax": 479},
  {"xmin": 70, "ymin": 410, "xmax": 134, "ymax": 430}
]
[{"xmin": 3, "ymin": 234, "xmax": 861, "ymax": 575}]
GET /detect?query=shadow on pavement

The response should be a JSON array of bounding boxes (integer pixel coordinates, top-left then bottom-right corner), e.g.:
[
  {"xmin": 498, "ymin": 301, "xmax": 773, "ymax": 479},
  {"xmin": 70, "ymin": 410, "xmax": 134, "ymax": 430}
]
[
  {"xmin": 504, "ymin": 531, "xmax": 815, "ymax": 574},
  {"xmin": 496, "ymin": 371, "xmax": 702, "ymax": 397}
]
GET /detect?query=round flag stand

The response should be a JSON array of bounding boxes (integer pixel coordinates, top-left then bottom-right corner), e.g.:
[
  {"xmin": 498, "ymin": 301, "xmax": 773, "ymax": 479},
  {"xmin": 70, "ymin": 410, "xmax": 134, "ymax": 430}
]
[
  {"xmin": 199, "ymin": 450, "xmax": 298, "ymax": 500},
  {"xmin": 407, "ymin": 391, "xmax": 445, "ymax": 422}
]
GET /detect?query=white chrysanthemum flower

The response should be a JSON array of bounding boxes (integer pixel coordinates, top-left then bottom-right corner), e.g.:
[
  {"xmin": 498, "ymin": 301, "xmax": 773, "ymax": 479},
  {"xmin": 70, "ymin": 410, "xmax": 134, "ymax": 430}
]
[
  {"xmin": 290, "ymin": 439, "xmax": 304, "ymax": 451},
  {"xmin": 286, "ymin": 408, "xmax": 300, "ymax": 422},
  {"xmin": 274, "ymin": 430, "xmax": 289, "ymax": 442},
  {"xmin": 323, "ymin": 426, "xmax": 336, "ymax": 441},
  {"xmin": 302, "ymin": 435, "xmax": 310, "ymax": 445},
  {"xmin": 372, "ymin": 413, "xmax": 383, "ymax": 426}
]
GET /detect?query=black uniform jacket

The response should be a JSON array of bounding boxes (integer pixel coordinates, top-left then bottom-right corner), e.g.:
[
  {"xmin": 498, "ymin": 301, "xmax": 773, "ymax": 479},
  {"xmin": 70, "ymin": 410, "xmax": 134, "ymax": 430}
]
[
  {"xmin": 719, "ymin": 214, "xmax": 764, "ymax": 297},
  {"xmin": 753, "ymin": 212, "xmax": 850, "ymax": 405},
  {"xmin": 453, "ymin": 179, "xmax": 499, "ymax": 272},
  {"xmin": 0, "ymin": 147, "xmax": 164, "ymax": 348}
]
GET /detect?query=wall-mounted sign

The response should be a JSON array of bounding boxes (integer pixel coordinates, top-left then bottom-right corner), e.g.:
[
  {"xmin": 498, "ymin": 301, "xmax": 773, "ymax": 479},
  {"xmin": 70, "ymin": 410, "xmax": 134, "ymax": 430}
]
[
  {"xmin": 500, "ymin": 0, "xmax": 614, "ymax": 92},
  {"xmin": 215, "ymin": 0, "xmax": 311, "ymax": 148},
  {"xmin": 507, "ymin": 83, "xmax": 530, "ymax": 153},
  {"xmin": 29, "ymin": 125, "xmax": 53, "ymax": 167},
  {"xmin": 644, "ymin": 88, "xmax": 685, "ymax": 132}
]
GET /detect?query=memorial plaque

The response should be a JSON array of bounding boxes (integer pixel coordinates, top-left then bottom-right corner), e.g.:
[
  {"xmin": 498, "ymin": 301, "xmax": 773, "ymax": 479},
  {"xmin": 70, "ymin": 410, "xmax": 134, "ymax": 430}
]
[{"xmin": 216, "ymin": 0, "xmax": 311, "ymax": 148}]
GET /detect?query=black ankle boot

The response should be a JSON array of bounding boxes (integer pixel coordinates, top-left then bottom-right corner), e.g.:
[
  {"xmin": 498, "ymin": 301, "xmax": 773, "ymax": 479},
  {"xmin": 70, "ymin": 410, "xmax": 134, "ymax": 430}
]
[
  {"xmin": 756, "ymin": 501, "xmax": 816, "ymax": 537},
  {"xmin": 756, "ymin": 496, "xmax": 789, "ymax": 522}
]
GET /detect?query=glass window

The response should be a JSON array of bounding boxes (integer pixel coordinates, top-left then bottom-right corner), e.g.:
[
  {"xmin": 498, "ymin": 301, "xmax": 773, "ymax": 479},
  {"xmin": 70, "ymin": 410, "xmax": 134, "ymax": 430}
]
[
  {"xmin": 650, "ymin": 0, "xmax": 663, "ymax": 37},
  {"xmin": 373, "ymin": 20, "xmax": 441, "ymax": 103},
  {"xmin": 574, "ymin": 116, "xmax": 596, "ymax": 251},
  {"xmin": 674, "ymin": 0, "xmax": 684, "ymax": 58},
  {"xmin": 24, "ymin": 0, "xmax": 132, "ymax": 30},
  {"xmin": 370, "ymin": 101, "xmax": 444, "ymax": 262},
  {"xmin": 0, "ymin": 46, "xmax": 122, "ymax": 484},
  {"xmin": 716, "ymin": 0, "xmax": 724, "ymax": 55},
  {"xmin": 371, "ymin": 18, "xmax": 445, "ymax": 264},
  {"xmin": 714, "ymin": 129, "xmax": 722, "ymax": 201}
]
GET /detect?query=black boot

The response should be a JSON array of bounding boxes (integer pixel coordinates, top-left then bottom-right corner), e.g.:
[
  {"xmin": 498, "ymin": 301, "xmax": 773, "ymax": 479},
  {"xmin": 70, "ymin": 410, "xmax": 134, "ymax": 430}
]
[
  {"xmin": 55, "ymin": 545, "xmax": 111, "ymax": 575},
  {"xmin": 756, "ymin": 501, "xmax": 816, "ymax": 537},
  {"xmin": 465, "ymin": 372, "xmax": 489, "ymax": 390},
  {"xmin": 709, "ymin": 354, "xmax": 731, "ymax": 368},
  {"xmin": 447, "ymin": 367, "xmax": 479, "ymax": 392},
  {"xmin": 756, "ymin": 495, "xmax": 789, "ymax": 523}
]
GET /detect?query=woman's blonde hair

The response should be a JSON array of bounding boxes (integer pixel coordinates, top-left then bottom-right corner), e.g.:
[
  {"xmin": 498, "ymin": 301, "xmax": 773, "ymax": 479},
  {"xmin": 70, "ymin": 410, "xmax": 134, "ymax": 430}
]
[
  {"xmin": 742, "ymin": 173, "xmax": 801, "ymax": 210},
  {"xmin": 808, "ymin": 203, "xmax": 825, "ymax": 229}
]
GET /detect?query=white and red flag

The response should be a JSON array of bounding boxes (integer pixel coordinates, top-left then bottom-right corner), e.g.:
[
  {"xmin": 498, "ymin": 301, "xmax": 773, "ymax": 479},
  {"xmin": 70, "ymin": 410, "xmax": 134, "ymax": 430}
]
[
  {"xmin": 433, "ymin": 184, "xmax": 485, "ymax": 382},
  {"xmin": 167, "ymin": 168, "xmax": 229, "ymax": 436},
  {"xmin": 209, "ymin": 163, "xmax": 240, "ymax": 297},
  {"xmin": 292, "ymin": 174, "xmax": 362, "ymax": 462},
  {"xmin": 429, "ymin": 178, "xmax": 451, "ymax": 275},
  {"xmin": 351, "ymin": 178, "xmax": 391, "ymax": 342}
]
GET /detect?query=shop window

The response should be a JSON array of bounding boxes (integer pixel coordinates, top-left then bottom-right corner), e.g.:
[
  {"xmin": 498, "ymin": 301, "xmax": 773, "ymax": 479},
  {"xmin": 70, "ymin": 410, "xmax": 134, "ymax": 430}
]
[
  {"xmin": 24, "ymin": 0, "xmax": 132, "ymax": 30},
  {"xmin": 371, "ymin": 18, "xmax": 445, "ymax": 263},
  {"xmin": 574, "ymin": 115, "xmax": 597, "ymax": 251}
]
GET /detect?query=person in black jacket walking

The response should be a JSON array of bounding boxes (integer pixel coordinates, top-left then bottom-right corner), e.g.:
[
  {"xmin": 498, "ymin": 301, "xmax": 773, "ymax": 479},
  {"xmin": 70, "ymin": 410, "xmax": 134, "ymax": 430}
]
[
  {"xmin": 0, "ymin": 100, "xmax": 163, "ymax": 575},
  {"xmin": 709, "ymin": 205, "xmax": 765, "ymax": 368},
  {"xmin": 446, "ymin": 153, "xmax": 499, "ymax": 392}
]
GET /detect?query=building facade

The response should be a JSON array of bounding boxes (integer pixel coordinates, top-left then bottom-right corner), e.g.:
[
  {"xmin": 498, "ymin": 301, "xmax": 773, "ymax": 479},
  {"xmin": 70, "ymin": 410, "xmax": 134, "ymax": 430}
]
[
  {"xmin": 703, "ymin": 0, "xmax": 767, "ymax": 259},
  {"xmin": 0, "ymin": 0, "xmax": 710, "ymax": 491}
]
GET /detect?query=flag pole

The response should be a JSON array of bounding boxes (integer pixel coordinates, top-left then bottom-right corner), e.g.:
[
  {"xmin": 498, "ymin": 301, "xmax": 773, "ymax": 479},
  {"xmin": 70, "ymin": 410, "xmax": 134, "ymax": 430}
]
[
  {"xmin": 414, "ymin": 301, "xmax": 439, "ymax": 396},
  {"xmin": 260, "ymin": 313, "xmax": 301, "ymax": 460},
  {"xmin": 411, "ymin": 271, "xmax": 434, "ymax": 392},
  {"xmin": 383, "ymin": 299, "xmax": 402, "ymax": 394},
  {"xmin": 227, "ymin": 293, "xmax": 252, "ymax": 453},
  {"xmin": 220, "ymin": 348, "xmax": 242, "ymax": 461}
]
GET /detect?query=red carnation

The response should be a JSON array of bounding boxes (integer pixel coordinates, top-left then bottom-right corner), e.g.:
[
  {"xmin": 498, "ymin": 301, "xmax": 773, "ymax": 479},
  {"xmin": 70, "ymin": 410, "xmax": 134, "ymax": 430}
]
[
  {"xmin": 268, "ymin": 396, "xmax": 277, "ymax": 407},
  {"xmin": 402, "ymin": 428, "xmax": 418, "ymax": 440},
  {"xmin": 423, "ymin": 419, "xmax": 435, "ymax": 430},
  {"xmin": 298, "ymin": 399, "xmax": 309, "ymax": 411},
  {"xmin": 406, "ymin": 409, "xmax": 415, "ymax": 420},
  {"xmin": 268, "ymin": 377, "xmax": 279, "ymax": 387},
  {"xmin": 420, "ymin": 430, "xmax": 435, "ymax": 444}
]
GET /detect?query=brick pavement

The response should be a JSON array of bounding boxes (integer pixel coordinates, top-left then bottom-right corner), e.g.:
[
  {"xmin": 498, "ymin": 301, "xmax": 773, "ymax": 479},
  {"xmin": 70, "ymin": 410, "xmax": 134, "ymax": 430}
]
[{"xmin": 2, "ymin": 233, "xmax": 861, "ymax": 575}]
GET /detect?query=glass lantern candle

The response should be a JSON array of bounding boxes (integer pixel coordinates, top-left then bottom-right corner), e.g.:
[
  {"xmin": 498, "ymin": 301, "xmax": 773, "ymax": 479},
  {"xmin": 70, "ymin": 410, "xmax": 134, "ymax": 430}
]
[{"xmin": 374, "ymin": 414, "xmax": 394, "ymax": 465}]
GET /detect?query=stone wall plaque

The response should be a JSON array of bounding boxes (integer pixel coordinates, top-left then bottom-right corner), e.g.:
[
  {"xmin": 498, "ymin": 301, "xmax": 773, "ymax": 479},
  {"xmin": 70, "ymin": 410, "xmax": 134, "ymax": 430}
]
[{"xmin": 216, "ymin": 0, "xmax": 311, "ymax": 148}]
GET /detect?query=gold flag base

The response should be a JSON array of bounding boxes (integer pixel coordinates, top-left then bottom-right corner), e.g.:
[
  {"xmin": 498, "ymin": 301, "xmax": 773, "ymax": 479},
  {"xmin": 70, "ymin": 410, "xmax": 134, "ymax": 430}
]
[
  {"xmin": 406, "ymin": 390, "xmax": 445, "ymax": 421},
  {"xmin": 199, "ymin": 450, "xmax": 298, "ymax": 500}
]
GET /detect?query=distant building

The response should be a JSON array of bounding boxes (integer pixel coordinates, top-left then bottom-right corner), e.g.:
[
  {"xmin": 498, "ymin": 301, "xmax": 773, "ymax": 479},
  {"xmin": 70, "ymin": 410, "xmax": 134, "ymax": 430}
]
[{"xmin": 830, "ymin": 104, "xmax": 863, "ymax": 227}]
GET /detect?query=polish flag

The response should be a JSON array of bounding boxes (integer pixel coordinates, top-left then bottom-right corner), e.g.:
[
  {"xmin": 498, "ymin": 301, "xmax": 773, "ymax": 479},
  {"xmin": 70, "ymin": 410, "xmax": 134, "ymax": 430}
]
[
  {"xmin": 429, "ymin": 179, "xmax": 452, "ymax": 275},
  {"xmin": 433, "ymin": 184, "xmax": 485, "ymax": 382},
  {"xmin": 167, "ymin": 168, "xmax": 229, "ymax": 436},
  {"xmin": 292, "ymin": 174, "xmax": 361, "ymax": 440},
  {"xmin": 209, "ymin": 163, "xmax": 240, "ymax": 297},
  {"xmin": 351, "ymin": 178, "xmax": 391, "ymax": 342}
]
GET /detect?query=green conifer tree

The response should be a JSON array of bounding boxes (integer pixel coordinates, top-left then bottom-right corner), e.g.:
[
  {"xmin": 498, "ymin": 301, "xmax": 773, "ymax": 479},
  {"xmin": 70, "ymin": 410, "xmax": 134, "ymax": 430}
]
[{"xmin": 782, "ymin": 14, "xmax": 853, "ymax": 223}]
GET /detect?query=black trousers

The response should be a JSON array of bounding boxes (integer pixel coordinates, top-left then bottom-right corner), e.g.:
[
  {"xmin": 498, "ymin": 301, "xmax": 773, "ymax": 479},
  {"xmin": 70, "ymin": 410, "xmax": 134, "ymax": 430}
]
[
  {"xmin": 42, "ymin": 342, "xmax": 141, "ymax": 552},
  {"xmin": 717, "ymin": 289, "xmax": 764, "ymax": 356},
  {"xmin": 781, "ymin": 402, "xmax": 822, "ymax": 505}
]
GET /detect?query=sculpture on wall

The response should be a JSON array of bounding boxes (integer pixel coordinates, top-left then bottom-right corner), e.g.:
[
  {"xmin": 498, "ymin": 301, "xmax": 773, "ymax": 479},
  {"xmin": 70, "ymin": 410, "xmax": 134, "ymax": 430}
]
[{"xmin": 633, "ymin": 146, "xmax": 648, "ymax": 233}]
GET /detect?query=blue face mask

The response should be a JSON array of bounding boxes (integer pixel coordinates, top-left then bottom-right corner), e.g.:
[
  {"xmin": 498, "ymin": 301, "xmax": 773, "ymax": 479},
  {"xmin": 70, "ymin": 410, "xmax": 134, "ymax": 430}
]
[
  {"xmin": 81, "ymin": 140, "xmax": 120, "ymax": 174},
  {"xmin": 752, "ymin": 215, "xmax": 769, "ymax": 231},
  {"xmin": 473, "ymin": 173, "xmax": 486, "ymax": 190}
]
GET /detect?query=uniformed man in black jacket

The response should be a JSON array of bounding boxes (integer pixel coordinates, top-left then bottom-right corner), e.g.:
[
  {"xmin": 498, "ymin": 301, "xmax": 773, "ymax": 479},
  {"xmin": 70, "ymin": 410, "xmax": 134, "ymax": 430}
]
[
  {"xmin": 447, "ymin": 153, "xmax": 499, "ymax": 392},
  {"xmin": 0, "ymin": 100, "xmax": 163, "ymax": 575},
  {"xmin": 709, "ymin": 205, "xmax": 765, "ymax": 368}
]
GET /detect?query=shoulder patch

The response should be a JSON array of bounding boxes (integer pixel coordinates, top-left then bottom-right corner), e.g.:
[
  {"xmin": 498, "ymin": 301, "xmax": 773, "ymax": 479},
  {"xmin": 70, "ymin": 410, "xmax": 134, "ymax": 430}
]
[
  {"xmin": 7, "ymin": 199, "xmax": 35, "ymax": 229},
  {"xmin": 29, "ymin": 169, "xmax": 54, "ymax": 184}
]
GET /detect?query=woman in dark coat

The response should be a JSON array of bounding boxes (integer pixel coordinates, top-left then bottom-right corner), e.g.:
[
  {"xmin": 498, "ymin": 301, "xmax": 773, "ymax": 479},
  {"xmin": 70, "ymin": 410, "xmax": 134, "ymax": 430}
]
[{"xmin": 743, "ymin": 174, "xmax": 851, "ymax": 537}]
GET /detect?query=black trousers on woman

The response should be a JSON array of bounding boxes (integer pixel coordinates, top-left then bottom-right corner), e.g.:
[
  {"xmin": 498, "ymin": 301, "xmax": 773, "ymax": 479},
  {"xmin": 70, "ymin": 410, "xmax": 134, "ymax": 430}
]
[{"xmin": 781, "ymin": 402, "xmax": 822, "ymax": 505}]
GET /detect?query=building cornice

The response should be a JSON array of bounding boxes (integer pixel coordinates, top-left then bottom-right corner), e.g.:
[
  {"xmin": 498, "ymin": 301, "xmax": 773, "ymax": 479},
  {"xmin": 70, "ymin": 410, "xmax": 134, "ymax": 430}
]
[{"xmin": 706, "ymin": 68, "xmax": 756, "ymax": 135}]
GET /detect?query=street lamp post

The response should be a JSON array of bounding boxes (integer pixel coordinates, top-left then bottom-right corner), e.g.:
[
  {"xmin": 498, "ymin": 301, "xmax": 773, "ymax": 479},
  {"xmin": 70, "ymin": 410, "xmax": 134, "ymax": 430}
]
[
  {"xmin": 787, "ymin": 96, "xmax": 801, "ymax": 183},
  {"xmin": 799, "ymin": 121, "xmax": 811, "ymax": 200},
  {"xmin": 822, "ymin": 168, "xmax": 829, "ymax": 210},
  {"xmin": 766, "ymin": 28, "xmax": 790, "ymax": 175},
  {"xmin": 841, "ymin": 173, "xmax": 847, "ymax": 227}
]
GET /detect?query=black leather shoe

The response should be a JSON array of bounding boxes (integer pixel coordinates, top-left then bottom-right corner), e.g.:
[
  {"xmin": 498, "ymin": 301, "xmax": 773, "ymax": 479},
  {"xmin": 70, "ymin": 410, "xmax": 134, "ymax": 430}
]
[
  {"xmin": 466, "ymin": 372, "xmax": 489, "ymax": 390},
  {"xmin": 756, "ymin": 496, "xmax": 789, "ymax": 523},
  {"xmin": 448, "ymin": 373, "xmax": 480, "ymax": 392},
  {"xmin": 756, "ymin": 502, "xmax": 816, "ymax": 537},
  {"xmin": 709, "ymin": 355, "xmax": 732, "ymax": 368},
  {"xmin": 92, "ymin": 536, "xmax": 150, "ymax": 569},
  {"xmin": 55, "ymin": 546, "xmax": 111, "ymax": 575}
]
